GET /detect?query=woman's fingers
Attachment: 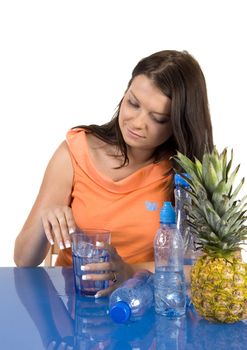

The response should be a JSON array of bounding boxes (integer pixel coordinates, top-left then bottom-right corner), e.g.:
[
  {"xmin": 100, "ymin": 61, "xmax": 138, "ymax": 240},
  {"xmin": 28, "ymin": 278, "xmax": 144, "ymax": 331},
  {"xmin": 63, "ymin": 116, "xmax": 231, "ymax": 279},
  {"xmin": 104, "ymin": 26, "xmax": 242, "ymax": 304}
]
[
  {"xmin": 47, "ymin": 211, "xmax": 66, "ymax": 249},
  {"xmin": 64, "ymin": 206, "xmax": 76, "ymax": 234},
  {"xmin": 81, "ymin": 261, "xmax": 113, "ymax": 271},
  {"xmin": 102, "ymin": 243, "xmax": 119, "ymax": 260},
  {"xmin": 95, "ymin": 283, "xmax": 120, "ymax": 298},
  {"xmin": 82, "ymin": 271, "xmax": 115, "ymax": 282},
  {"xmin": 80, "ymin": 243, "xmax": 134, "ymax": 298},
  {"xmin": 42, "ymin": 215, "xmax": 55, "ymax": 246},
  {"xmin": 41, "ymin": 206, "xmax": 75, "ymax": 249},
  {"xmin": 54, "ymin": 211, "xmax": 71, "ymax": 248}
]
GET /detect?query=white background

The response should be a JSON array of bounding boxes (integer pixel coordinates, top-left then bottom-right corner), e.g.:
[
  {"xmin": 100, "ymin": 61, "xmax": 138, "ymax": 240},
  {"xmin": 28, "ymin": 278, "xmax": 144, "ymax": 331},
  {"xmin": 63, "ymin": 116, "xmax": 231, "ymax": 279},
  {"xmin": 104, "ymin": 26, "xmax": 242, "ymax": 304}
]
[{"xmin": 0, "ymin": 0, "xmax": 246, "ymax": 266}]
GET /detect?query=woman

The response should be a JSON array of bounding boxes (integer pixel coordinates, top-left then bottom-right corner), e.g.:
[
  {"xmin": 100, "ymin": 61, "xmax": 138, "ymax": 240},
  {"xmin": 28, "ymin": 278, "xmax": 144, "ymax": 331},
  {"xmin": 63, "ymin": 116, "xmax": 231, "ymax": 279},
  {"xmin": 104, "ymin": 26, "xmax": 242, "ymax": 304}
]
[{"xmin": 14, "ymin": 50, "xmax": 213, "ymax": 297}]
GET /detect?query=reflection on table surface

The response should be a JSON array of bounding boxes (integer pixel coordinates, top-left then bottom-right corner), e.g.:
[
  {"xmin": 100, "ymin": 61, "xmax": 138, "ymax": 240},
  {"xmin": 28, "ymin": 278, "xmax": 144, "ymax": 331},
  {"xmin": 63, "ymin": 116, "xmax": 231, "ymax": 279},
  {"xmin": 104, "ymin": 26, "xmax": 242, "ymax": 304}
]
[{"xmin": 0, "ymin": 267, "xmax": 247, "ymax": 349}]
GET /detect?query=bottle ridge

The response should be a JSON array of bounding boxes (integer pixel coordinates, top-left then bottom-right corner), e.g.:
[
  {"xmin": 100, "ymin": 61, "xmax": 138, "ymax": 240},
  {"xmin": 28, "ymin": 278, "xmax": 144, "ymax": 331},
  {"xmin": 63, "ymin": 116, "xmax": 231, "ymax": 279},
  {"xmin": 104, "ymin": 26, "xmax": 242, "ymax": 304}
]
[{"xmin": 174, "ymin": 173, "xmax": 200, "ymax": 265}]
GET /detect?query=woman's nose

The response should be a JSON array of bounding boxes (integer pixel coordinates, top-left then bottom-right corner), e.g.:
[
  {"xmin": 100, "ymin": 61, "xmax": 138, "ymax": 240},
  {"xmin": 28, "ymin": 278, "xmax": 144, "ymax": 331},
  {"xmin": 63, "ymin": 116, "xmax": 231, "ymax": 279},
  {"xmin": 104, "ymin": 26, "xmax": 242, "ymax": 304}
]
[{"xmin": 132, "ymin": 111, "xmax": 146, "ymax": 129}]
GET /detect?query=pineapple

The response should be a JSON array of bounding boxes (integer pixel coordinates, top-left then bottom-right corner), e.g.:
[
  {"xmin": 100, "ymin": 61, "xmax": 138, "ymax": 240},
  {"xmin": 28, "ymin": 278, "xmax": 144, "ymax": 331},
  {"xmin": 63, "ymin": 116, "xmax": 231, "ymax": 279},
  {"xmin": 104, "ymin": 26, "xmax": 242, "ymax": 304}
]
[{"xmin": 174, "ymin": 147, "xmax": 247, "ymax": 323}]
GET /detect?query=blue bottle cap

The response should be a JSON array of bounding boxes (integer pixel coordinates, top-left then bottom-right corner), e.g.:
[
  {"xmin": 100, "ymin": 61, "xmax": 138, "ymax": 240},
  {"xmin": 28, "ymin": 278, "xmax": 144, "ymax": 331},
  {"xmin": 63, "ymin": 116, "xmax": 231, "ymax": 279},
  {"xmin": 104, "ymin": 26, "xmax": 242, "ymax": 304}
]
[
  {"xmin": 110, "ymin": 301, "xmax": 131, "ymax": 323},
  {"xmin": 160, "ymin": 202, "xmax": 176, "ymax": 224},
  {"xmin": 174, "ymin": 173, "xmax": 190, "ymax": 188}
]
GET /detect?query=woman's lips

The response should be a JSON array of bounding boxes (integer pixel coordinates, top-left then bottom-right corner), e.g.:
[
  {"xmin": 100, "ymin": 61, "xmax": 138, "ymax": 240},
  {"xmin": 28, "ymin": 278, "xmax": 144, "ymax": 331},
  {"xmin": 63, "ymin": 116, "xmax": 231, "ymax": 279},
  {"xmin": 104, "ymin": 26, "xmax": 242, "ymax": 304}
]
[{"xmin": 126, "ymin": 127, "xmax": 145, "ymax": 139}]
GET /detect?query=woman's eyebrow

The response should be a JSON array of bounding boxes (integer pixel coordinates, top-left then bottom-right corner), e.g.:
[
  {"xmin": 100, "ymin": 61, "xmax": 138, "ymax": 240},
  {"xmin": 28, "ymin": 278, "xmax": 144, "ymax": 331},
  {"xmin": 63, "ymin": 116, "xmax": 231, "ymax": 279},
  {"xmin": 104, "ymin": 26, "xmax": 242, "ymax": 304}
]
[{"xmin": 129, "ymin": 90, "xmax": 139, "ymax": 101}]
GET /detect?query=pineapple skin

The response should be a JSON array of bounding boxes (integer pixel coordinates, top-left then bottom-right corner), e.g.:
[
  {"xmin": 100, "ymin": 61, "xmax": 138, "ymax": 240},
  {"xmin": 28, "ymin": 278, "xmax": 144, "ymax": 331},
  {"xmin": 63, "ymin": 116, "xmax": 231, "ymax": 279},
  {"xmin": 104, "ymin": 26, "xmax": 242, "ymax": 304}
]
[{"xmin": 191, "ymin": 255, "xmax": 247, "ymax": 323}]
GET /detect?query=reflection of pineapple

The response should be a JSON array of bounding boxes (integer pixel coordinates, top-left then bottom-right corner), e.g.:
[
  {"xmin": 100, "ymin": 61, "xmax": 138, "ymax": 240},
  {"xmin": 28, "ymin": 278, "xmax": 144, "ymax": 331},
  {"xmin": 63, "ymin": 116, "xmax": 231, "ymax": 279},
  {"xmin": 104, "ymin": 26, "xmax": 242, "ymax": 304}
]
[
  {"xmin": 174, "ymin": 147, "xmax": 247, "ymax": 323},
  {"xmin": 192, "ymin": 318, "xmax": 247, "ymax": 349}
]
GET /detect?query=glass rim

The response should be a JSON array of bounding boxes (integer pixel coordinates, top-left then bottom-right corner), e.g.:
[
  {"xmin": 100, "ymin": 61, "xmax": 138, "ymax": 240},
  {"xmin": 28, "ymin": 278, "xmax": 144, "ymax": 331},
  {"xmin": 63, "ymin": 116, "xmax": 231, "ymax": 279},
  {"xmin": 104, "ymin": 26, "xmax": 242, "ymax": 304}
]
[{"xmin": 72, "ymin": 228, "xmax": 111, "ymax": 235}]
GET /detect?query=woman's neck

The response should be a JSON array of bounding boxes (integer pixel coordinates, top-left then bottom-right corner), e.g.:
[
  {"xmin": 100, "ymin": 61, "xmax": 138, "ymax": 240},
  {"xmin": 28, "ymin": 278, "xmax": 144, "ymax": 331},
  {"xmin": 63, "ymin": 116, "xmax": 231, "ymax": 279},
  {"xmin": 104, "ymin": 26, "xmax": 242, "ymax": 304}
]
[{"xmin": 126, "ymin": 146, "xmax": 154, "ymax": 167}]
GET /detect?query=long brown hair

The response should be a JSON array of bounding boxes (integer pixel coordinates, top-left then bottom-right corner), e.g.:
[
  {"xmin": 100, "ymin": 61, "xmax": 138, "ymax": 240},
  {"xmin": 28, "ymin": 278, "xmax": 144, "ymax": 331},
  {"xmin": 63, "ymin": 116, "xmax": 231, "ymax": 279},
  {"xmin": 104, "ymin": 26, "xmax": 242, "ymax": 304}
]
[{"xmin": 75, "ymin": 50, "xmax": 213, "ymax": 166}]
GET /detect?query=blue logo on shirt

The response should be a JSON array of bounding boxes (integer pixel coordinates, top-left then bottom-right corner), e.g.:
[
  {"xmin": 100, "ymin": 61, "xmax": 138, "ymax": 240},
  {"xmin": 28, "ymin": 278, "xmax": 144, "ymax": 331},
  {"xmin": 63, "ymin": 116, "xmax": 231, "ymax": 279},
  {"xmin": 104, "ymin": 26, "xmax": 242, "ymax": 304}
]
[{"xmin": 145, "ymin": 201, "xmax": 158, "ymax": 211}]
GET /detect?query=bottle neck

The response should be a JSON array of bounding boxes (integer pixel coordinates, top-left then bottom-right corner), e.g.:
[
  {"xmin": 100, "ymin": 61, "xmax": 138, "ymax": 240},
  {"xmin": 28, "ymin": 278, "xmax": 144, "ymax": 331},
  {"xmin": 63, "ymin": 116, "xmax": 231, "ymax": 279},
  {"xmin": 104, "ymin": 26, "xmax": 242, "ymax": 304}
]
[
  {"xmin": 160, "ymin": 222, "xmax": 176, "ymax": 228},
  {"xmin": 175, "ymin": 186, "xmax": 190, "ymax": 195},
  {"xmin": 110, "ymin": 301, "xmax": 131, "ymax": 323}
]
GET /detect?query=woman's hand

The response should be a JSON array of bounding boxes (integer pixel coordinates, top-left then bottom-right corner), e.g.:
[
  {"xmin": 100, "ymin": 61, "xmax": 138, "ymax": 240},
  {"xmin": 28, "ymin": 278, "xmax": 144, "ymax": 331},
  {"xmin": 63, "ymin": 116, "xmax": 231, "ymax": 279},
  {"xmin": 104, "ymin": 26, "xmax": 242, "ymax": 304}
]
[
  {"xmin": 41, "ymin": 205, "xmax": 76, "ymax": 250},
  {"xmin": 80, "ymin": 243, "xmax": 134, "ymax": 298}
]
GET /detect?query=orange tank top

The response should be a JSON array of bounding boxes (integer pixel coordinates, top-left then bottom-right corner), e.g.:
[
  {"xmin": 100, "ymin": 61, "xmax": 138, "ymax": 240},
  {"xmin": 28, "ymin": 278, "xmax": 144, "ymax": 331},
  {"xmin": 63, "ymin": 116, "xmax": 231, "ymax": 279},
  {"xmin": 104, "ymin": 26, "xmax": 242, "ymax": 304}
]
[{"xmin": 55, "ymin": 128, "xmax": 174, "ymax": 266}]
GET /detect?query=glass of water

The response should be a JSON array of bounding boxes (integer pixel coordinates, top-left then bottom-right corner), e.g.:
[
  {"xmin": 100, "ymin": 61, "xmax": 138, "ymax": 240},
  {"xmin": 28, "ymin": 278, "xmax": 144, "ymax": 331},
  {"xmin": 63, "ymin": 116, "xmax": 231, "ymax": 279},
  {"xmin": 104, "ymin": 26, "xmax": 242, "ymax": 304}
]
[{"xmin": 71, "ymin": 229, "xmax": 111, "ymax": 296}]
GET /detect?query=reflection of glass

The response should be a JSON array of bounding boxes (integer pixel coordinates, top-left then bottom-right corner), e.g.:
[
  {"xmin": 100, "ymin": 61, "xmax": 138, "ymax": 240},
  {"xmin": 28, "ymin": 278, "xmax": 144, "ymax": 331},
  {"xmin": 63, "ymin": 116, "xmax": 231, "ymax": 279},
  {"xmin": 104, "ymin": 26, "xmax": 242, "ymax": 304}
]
[
  {"xmin": 74, "ymin": 296, "xmax": 113, "ymax": 349},
  {"xmin": 155, "ymin": 314, "xmax": 186, "ymax": 350}
]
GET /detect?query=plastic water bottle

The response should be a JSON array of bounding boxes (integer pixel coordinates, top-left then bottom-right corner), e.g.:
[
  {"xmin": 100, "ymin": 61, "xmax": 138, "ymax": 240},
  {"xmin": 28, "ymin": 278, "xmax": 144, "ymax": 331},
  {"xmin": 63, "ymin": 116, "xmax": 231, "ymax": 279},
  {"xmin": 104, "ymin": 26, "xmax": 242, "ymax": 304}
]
[
  {"xmin": 154, "ymin": 201, "xmax": 186, "ymax": 317},
  {"xmin": 109, "ymin": 270, "xmax": 154, "ymax": 323},
  {"xmin": 174, "ymin": 173, "xmax": 199, "ymax": 265}
]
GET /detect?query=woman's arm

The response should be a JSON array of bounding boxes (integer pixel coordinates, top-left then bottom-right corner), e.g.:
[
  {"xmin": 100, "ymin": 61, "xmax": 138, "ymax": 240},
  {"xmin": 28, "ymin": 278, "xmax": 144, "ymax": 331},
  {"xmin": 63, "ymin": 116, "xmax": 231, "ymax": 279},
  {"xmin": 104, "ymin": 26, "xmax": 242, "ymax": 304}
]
[
  {"xmin": 14, "ymin": 141, "xmax": 75, "ymax": 266},
  {"xmin": 132, "ymin": 261, "xmax": 154, "ymax": 273}
]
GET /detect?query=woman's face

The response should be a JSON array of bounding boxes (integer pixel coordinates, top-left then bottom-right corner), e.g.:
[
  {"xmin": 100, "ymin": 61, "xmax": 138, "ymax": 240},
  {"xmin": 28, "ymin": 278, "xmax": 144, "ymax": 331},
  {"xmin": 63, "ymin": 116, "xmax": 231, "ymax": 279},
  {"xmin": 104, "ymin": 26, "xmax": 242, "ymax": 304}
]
[{"xmin": 119, "ymin": 74, "xmax": 173, "ymax": 153}]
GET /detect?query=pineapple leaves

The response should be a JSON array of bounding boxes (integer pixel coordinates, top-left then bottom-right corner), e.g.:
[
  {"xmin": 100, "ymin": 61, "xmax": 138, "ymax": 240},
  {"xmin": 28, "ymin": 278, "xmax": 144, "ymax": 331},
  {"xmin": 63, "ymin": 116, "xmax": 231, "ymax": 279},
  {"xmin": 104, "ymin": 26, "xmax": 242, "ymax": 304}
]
[
  {"xmin": 173, "ymin": 152, "xmax": 202, "ymax": 185},
  {"xmin": 173, "ymin": 146, "xmax": 247, "ymax": 257},
  {"xmin": 229, "ymin": 178, "xmax": 245, "ymax": 202},
  {"xmin": 194, "ymin": 158, "xmax": 203, "ymax": 180},
  {"xmin": 225, "ymin": 149, "xmax": 233, "ymax": 180},
  {"xmin": 220, "ymin": 148, "xmax": 228, "ymax": 180},
  {"xmin": 203, "ymin": 160, "xmax": 218, "ymax": 194}
]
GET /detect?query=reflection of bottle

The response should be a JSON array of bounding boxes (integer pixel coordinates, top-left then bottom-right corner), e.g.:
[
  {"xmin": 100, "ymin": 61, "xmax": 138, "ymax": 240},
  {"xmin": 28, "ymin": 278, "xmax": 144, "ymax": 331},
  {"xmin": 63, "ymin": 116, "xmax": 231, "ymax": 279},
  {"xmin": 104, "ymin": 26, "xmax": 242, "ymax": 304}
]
[
  {"xmin": 112, "ymin": 308, "xmax": 156, "ymax": 350},
  {"xmin": 154, "ymin": 202, "xmax": 186, "ymax": 317},
  {"xmin": 109, "ymin": 270, "xmax": 153, "ymax": 323},
  {"xmin": 155, "ymin": 314, "xmax": 186, "ymax": 350},
  {"xmin": 175, "ymin": 174, "xmax": 199, "ymax": 265},
  {"xmin": 74, "ymin": 295, "xmax": 112, "ymax": 349}
]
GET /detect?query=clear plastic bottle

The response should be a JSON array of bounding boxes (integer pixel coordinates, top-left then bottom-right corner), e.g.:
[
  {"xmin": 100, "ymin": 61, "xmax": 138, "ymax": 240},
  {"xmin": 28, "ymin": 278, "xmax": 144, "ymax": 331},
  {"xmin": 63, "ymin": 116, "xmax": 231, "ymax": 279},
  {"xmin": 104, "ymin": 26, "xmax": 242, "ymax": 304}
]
[
  {"xmin": 174, "ymin": 173, "xmax": 199, "ymax": 265},
  {"xmin": 109, "ymin": 270, "xmax": 153, "ymax": 324},
  {"xmin": 154, "ymin": 201, "xmax": 186, "ymax": 317}
]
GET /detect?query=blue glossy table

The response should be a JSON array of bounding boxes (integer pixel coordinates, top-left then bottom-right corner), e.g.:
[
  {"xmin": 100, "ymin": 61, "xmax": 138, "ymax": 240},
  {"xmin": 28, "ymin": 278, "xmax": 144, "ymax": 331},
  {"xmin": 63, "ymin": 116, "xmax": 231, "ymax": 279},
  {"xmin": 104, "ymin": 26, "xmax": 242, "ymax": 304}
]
[{"xmin": 0, "ymin": 267, "xmax": 247, "ymax": 349}]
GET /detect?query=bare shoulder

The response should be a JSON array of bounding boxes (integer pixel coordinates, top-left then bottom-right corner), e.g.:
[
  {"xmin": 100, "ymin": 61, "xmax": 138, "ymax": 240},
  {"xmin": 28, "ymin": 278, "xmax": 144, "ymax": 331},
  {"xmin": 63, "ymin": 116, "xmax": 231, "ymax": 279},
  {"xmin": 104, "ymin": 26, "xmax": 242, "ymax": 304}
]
[
  {"xmin": 41, "ymin": 140, "xmax": 73, "ymax": 190},
  {"xmin": 51, "ymin": 140, "xmax": 71, "ymax": 160}
]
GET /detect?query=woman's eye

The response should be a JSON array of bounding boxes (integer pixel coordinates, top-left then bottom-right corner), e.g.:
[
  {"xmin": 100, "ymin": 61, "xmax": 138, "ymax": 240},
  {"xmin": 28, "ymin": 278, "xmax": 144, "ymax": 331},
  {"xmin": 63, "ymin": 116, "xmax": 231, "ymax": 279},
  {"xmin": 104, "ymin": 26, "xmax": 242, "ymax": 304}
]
[
  {"xmin": 128, "ymin": 99, "xmax": 139, "ymax": 108},
  {"xmin": 152, "ymin": 116, "xmax": 170, "ymax": 124}
]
